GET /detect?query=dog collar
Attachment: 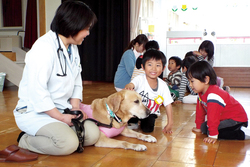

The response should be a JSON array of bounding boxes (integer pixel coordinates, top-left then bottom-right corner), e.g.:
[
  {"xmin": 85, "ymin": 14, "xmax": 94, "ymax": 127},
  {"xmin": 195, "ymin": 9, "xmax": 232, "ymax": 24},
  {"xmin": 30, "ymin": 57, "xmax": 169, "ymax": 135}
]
[{"xmin": 105, "ymin": 103, "xmax": 122, "ymax": 123}]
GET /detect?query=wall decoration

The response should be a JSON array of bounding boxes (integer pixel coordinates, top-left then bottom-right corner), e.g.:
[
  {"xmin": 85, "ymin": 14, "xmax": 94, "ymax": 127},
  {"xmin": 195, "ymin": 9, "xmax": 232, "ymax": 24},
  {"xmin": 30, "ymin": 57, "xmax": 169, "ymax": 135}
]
[
  {"xmin": 172, "ymin": 5, "xmax": 178, "ymax": 12},
  {"xmin": 181, "ymin": 5, "xmax": 187, "ymax": 11}
]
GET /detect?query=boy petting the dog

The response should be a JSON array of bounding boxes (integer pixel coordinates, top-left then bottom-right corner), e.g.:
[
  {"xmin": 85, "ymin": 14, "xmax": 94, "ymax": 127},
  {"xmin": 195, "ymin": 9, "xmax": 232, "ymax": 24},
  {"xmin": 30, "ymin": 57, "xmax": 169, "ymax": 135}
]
[{"xmin": 125, "ymin": 49, "xmax": 174, "ymax": 133}]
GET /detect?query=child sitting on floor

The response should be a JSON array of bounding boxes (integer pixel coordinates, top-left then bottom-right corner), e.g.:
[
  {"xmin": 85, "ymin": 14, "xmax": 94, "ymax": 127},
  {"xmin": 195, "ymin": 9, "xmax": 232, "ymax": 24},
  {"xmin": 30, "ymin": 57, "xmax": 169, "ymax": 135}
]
[
  {"xmin": 125, "ymin": 49, "xmax": 173, "ymax": 133},
  {"xmin": 174, "ymin": 55, "xmax": 198, "ymax": 104},
  {"xmin": 165, "ymin": 56, "xmax": 182, "ymax": 100},
  {"xmin": 187, "ymin": 61, "xmax": 249, "ymax": 143}
]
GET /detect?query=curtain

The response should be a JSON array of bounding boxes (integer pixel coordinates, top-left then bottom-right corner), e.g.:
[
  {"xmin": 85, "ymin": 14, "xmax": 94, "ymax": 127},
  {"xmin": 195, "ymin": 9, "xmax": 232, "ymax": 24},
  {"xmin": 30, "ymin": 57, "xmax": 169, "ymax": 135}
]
[
  {"xmin": 76, "ymin": 0, "xmax": 130, "ymax": 82},
  {"xmin": 24, "ymin": 0, "xmax": 38, "ymax": 49},
  {"xmin": 130, "ymin": 0, "xmax": 141, "ymax": 40},
  {"xmin": 2, "ymin": 0, "xmax": 22, "ymax": 27}
]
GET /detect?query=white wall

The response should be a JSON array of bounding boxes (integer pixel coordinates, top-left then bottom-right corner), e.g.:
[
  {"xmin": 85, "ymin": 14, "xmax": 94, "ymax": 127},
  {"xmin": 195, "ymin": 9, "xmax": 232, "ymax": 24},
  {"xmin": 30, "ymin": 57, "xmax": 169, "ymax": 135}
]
[
  {"xmin": 153, "ymin": 0, "xmax": 168, "ymax": 56},
  {"xmin": 164, "ymin": 43, "xmax": 250, "ymax": 77},
  {"xmin": 45, "ymin": 0, "xmax": 61, "ymax": 33}
]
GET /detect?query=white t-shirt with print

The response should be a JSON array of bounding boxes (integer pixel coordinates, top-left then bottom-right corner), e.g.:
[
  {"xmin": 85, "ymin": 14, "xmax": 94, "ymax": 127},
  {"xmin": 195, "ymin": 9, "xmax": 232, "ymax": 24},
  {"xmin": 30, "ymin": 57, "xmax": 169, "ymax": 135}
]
[{"xmin": 131, "ymin": 74, "xmax": 173, "ymax": 115}]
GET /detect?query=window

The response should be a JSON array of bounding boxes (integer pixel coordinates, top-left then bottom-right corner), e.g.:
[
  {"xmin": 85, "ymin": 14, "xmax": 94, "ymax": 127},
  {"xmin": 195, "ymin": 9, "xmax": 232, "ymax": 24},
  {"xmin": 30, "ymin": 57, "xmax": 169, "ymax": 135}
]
[{"xmin": 0, "ymin": 0, "xmax": 26, "ymax": 30}]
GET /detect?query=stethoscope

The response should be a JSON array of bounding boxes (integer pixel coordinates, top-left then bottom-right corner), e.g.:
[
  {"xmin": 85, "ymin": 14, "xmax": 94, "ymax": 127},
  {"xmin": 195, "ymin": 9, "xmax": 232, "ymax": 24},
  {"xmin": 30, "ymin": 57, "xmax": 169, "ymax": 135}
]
[{"xmin": 56, "ymin": 33, "xmax": 67, "ymax": 77}]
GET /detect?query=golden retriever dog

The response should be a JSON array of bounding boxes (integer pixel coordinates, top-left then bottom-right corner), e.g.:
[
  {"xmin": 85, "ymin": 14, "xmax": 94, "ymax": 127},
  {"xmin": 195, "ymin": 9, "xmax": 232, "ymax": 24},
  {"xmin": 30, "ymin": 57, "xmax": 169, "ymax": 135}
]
[{"xmin": 80, "ymin": 89, "xmax": 157, "ymax": 151}]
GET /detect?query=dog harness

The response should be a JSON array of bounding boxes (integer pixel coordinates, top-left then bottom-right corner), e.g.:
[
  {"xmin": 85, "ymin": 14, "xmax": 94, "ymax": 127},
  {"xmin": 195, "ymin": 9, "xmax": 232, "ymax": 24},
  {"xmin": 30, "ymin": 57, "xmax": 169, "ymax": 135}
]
[{"xmin": 80, "ymin": 103, "xmax": 125, "ymax": 138}]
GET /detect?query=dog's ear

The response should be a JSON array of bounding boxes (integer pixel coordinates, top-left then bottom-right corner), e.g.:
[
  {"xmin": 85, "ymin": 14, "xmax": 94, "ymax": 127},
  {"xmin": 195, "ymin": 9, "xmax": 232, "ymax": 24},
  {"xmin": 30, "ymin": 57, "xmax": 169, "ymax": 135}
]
[{"xmin": 107, "ymin": 91, "xmax": 124, "ymax": 112}]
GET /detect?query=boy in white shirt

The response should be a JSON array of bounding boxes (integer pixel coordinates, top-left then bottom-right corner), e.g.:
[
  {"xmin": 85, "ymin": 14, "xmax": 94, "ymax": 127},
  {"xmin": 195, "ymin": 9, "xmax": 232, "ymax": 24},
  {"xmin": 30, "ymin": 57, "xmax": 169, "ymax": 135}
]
[{"xmin": 125, "ymin": 49, "xmax": 173, "ymax": 133}]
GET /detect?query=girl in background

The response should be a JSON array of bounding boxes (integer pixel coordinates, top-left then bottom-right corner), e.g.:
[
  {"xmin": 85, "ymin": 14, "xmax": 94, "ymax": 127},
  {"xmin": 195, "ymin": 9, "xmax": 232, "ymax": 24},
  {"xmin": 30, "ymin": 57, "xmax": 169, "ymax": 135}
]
[
  {"xmin": 193, "ymin": 40, "xmax": 230, "ymax": 92},
  {"xmin": 193, "ymin": 40, "xmax": 214, "ymax": 66},
  {"xmin": 114, "ymin": 34, "xmax": 148, "ymax": 91}
]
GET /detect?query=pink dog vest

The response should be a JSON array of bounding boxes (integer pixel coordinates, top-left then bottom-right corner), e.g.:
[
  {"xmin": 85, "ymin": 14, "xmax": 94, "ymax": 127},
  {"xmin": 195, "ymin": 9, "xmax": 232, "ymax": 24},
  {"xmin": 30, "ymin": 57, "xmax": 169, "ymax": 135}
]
[{"xmin": 80, "ymin": 103, "xmax": 125, "ymax": 138}]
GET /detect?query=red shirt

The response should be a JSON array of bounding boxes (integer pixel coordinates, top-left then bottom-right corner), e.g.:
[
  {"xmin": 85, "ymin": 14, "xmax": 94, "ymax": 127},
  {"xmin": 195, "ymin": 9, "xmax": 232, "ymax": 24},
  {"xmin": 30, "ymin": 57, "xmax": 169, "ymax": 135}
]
[{"xmin": 196, "ymin": 85, "xmax": 248, "ymax": 137}]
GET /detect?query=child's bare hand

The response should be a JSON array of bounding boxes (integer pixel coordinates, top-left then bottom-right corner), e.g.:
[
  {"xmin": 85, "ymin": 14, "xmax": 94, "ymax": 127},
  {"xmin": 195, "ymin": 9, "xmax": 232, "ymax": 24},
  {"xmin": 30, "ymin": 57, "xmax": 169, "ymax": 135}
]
[
  {"xmin": 124, "ymin": 87, "xmax": 134, "ymax": 90},
  {"xmin": 162, "ymin": 124, "xmax": 173, "ymax": 134},
  {"xmin": 173, "ymin": 100, "xmax": 182, "ymax": 104},
  {"xmin": 124, "ymin": 83, "xmax": 134, "ymax": 90},
  {"xmin": 192, "ymin": 127, "xmax": 202, "ymax": 133},
  {"xmin": 203, "ymin": 137, "xmax": 217, "ymax": 144}
]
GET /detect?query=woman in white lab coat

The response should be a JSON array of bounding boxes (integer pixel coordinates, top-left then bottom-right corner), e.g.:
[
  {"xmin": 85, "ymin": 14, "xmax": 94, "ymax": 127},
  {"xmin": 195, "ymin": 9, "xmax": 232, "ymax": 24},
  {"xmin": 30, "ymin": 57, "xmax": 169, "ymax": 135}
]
[{"xmin": 13, "ymin": 1, "xmax": 99, "ymax": 155}]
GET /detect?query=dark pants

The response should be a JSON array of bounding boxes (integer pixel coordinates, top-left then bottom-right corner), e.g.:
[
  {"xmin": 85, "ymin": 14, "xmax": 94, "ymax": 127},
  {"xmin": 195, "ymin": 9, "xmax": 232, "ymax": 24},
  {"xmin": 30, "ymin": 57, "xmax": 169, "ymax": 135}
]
[
  {"xmin": 200, "ymin": 119, "xmax": 248, "ymax": 140},
  {"xmin": 128, "ymin": 114, "xmax": 158, "ymax": 133}
]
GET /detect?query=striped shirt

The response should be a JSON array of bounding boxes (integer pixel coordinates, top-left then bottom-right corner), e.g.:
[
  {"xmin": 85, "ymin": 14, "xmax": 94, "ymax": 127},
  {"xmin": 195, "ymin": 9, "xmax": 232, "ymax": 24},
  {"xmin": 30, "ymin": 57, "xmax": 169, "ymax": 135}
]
[
  {"xmin": 177, "ymin": 73, "xmax": 197, "ymax": 102},
  {"xmin": 165, "ymin": 70, "xmax": 182, "ymax": 88},
  {"xmin": 197, "ymin": 55, "xmax": 214, "ymax": 66},
  {"xmin": 131, "ymin": 66, "xmax": 145, "ymax": 80}
]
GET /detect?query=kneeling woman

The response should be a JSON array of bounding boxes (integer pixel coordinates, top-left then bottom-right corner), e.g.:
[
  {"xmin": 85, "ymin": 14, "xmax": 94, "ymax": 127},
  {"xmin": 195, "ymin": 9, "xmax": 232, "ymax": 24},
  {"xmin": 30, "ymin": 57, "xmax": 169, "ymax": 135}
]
[{"xmin": 14, "ymin": 1, "xmax": 99, "ymax": 155}]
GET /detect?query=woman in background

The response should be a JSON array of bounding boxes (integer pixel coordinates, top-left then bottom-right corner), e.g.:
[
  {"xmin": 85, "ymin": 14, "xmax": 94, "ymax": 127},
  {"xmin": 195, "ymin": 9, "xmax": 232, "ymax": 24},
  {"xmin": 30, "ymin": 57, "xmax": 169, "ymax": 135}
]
[{"xmin": 114, "ymin": 34, "xmax": 148, "ymax": 91}]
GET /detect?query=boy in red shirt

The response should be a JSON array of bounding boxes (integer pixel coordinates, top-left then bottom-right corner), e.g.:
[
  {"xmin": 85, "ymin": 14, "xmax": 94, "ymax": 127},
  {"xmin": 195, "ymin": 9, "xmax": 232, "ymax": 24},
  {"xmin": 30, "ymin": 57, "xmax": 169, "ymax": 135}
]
[{"xmin": 187, "ymin": 61, "xmax": 249, "ymax": 143}]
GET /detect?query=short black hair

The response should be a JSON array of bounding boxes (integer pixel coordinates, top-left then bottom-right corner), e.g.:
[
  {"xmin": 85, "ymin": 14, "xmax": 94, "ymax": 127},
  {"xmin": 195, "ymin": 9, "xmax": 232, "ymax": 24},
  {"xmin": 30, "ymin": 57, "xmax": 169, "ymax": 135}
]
[
  {"xmin": 50, "ymin": 0, "xmax": 97, "ymax": 37},
  {"xmin": 142, "ymin": 50, "xmax": 166, "ymax": 70},
  {"xmin": 135, "ymin": 55, "xmax": 143, "ymax": 69},
  {"xmin": 187, "ymin": 61, "xmax": 217, "ymax": 85},
  {"xmin": 145, "ymin": 40, "xmax": 159, "ymax": 50},
  {"xmin": 185, "ymin": 51, "xmax": 195, "ymax": 58},
  {"xmin": 135, "ymin": 40, "xmax": 159, "ymax": 69},
  {"xmin": 182, "ymin": 56, "xmax": 198, "ymax": 69},
  {"xmin": 169, "ymin": 56, "xmax": 182, "ymax": 70}
]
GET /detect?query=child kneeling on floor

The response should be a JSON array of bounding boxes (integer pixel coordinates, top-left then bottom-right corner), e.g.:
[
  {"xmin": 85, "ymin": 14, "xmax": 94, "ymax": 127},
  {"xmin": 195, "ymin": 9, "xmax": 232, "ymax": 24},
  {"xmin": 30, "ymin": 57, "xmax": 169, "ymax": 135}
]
[
  {"xmin": 125, "ymin": 49, "xmax": 173, "ymax": 133},
  {"xmin": 188, "ymin": 61, "xmax": 249, "ymax": 143}
]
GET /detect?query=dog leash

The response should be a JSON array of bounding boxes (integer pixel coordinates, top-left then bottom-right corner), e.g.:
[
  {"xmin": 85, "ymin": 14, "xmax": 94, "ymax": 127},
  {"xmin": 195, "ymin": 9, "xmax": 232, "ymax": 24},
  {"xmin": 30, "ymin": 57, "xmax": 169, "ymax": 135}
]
[
  {"xmin": 63, "ymin": 109, "xmax": 84, "ymax": 153},
  {"xmin": 63, "ymin": 107, "xmax": 122, "ymax": 153}
]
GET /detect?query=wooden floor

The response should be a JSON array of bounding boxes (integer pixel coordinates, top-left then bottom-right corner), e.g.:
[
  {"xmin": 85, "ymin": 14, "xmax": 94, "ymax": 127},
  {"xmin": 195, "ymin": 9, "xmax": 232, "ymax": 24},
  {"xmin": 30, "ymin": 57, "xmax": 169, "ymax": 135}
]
[{"xmin": 0, "ymin": 82, "xmax": 250, "ymax": 167}]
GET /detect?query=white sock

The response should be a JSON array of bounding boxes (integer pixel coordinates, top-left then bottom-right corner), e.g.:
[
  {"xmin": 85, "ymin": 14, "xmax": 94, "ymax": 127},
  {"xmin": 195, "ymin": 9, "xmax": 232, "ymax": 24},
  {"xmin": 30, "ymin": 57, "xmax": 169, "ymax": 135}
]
[{"xmin": 241, "ymin": 127, "xmax": 250, "ymax": 140}]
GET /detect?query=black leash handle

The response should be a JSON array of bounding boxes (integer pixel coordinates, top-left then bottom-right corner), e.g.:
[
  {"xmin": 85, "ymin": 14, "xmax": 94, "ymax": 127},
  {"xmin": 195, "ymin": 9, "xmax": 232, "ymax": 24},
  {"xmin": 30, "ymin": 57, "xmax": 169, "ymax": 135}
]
[
  {"xmin": 62, "ymin": 108, "xmax": 115, "ymax": 153},
  {"xmin": 63, "ymin": 108, "xmax": 83, "ymax": 120},
  {"xmin": 63, "ymin": 108, "xmax": 84, "ymax": 153}
]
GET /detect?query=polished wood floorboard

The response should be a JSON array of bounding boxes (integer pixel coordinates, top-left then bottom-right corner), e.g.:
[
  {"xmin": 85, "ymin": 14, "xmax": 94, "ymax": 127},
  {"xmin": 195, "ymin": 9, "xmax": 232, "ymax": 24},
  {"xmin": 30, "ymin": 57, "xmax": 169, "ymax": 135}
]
[{"xmin": 0, "ymin": 82, "xmax": 250, "ymax": 167}]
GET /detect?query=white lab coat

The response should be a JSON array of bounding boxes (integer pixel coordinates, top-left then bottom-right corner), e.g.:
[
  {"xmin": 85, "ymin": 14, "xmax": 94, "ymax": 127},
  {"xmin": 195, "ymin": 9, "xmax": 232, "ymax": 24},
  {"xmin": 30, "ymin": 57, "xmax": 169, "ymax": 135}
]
[{"xmin": 14, "ymin": 30, "xmax": 83, "ymax": 136}]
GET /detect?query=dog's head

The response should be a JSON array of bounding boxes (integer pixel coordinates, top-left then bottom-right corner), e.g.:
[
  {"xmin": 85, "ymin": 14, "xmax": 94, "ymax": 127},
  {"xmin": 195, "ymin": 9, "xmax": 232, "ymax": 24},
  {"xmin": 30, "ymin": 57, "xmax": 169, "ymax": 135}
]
[{"xmin": 106, "ymin": 89, "xmax": 151, "ymax": 122}]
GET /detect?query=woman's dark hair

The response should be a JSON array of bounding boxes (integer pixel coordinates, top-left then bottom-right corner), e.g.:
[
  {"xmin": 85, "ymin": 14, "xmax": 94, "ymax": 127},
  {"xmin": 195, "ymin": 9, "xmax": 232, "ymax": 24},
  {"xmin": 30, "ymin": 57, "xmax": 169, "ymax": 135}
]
[
  {"xmin": 142, "ymin": 50, "xmax": 166, "ymax": 70},
  {"xmin": 50, "ymin": 0, "xmax": 97, "ymax": 37},
  {"xmin": 169, "ymin": 56, "xmax": 182, "ymax": 70},
  {"xmin": 198, "ymin": 40, "xmax": 214, "ymax": 61},
  {"xmin": 187, "ymin": 61, "xmax": 217, "ymax": 85},
  {"xmin": 182, "ymin": 56, "xmax": 198, "ymax": 69},
  {"xmin": 126, "ymin": 34, "xmax": 148, "ymax": 50},
  {"xmin": 145, "ymin": 40, "xmax": 159, "ymax": 50}
]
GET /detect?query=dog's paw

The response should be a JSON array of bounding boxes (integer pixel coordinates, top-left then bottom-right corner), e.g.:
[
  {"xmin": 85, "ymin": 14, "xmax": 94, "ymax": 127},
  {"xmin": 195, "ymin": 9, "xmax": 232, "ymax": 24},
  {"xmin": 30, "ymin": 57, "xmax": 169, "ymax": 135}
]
[
  {"xmin": 133, "ymin": 144, "xmax": 147, "ymax": 151},
  {"xmin": 142, "ymin": 135, "xmax": 157, "ymax": 143}
]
